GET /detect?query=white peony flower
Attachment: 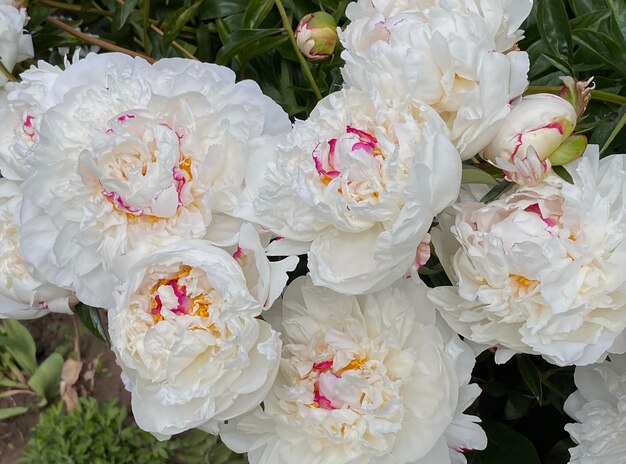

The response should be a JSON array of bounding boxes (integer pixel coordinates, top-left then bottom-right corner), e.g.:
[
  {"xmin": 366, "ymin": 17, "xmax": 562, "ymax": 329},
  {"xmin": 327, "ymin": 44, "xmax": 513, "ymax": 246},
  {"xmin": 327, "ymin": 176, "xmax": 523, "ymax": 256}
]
[
  {"xmin": 0, "ymin": 179, "xmax": 74, "ymax": 319},
  {"xmin": 564, "ymin": 354, "xmax": 626, "ymax": 463},
  {"xmin": 18, "ymin": 53, "xmax": 291, "ymax": 309},
  {"xmin": 0, "ymin": 0, "xmax": 33, "ymax": 86},
  {"xmin": 339, "ymin": 0, "xmax": 531, "ymax": 159},
  {"xmin": 429, "ymin": 146, "xmax": 626, "ymax": 366},
  {"xmin": 108, "ymin": 234, "xmax": 293, "ymax": 438},
  {"xmin": 0, "ymin": 58, "xmax": 69, "ymax": 180},
  {"xmin": 220, "ymin": 276, "xmax": 486, "ymax": 464},
  {"xmin": 236, "ymin": 88, "xmax": 462, "ymax": 295}
]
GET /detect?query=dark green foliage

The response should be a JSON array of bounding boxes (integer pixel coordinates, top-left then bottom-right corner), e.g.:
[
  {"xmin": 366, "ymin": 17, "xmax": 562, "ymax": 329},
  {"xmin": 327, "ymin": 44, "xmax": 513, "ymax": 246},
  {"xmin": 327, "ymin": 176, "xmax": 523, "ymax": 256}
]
[{"xmin": 20, "ymin": 398, "xmax": 170, "ymax": 464}]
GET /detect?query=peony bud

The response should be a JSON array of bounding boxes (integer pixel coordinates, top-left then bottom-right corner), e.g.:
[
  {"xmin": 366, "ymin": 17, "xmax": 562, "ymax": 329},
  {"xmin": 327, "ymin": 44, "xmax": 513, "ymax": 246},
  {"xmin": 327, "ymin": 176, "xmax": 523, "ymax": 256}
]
[
  {"xmin": 483, "ymin": 94, "xmax": 577, "ymax": 163},
  {"xmin": 295, "ymin": 12, "xmax": 338, "ymax": 61}
]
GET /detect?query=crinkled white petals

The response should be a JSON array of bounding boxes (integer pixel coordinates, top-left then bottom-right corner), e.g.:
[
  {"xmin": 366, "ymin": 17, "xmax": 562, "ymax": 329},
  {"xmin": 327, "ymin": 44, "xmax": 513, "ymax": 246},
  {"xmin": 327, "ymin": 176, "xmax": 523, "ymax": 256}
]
[
  {"xmin": 429, "ymin": 147, "xmax": 626, "ymax": 366},
  {"xmin": 237, "ymin": 88, "xmax": 461, "ymax": 295},
  {"xmin": 220, "ymin": 276, "xmax": 485, "ymax": 464},
  {"xmin": 0, "ymin": 58, "xmax": 72, "ymax": 180},
  {"xmin": 0, "ymin": 2, "xmax": 33, "ymax": 85},
  {"xmin": 339, "ymin": 0, "xmax": 530, "ymax": 158},
  {"xmin": 564, "ymin": 354, "xmax": 626, "ymax": 463},
  {"xmin": 0, "ymin": 179, "xmax": 74, "ymax": 319},
  {"xmin": 109, "ymin": 240, "xmax": 282, "ymax": 438},
  {"xmin": 18, "ymin": 53, "xmax": 291, "ymax": 308}
]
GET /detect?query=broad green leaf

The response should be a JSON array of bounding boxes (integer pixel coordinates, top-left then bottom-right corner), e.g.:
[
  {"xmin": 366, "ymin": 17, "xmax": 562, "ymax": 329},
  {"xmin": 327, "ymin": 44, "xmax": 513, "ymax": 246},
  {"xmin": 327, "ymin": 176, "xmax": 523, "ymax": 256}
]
[
  {"xmin": 75, "ymin": 304, "xmax": 109, "ymax": 345},
  {"xmin": 480, "ymin": 180, "xmax": 513, "ymax": 203},
  {"xmin": 216, "ymin": 28, "xmax": 283, "ymax": 64},
  {"xmin": 517, "ymin": 355, "xmax": 543, "ymax": 404},
  {"xmin": 1, "ymin": 320, "xmax": 37, "ymax": 376},
  {"xmin": 198, "ymin": 0, "xmax": 248, "ymax": 20},
  {"xmin": 600, "ymin": 105, "xmax": 626, "ymax": 154},
  {"xmin": 162, "ymin": 1, "xmax": 203, "ymax": 49},
  {"xmin": 607, "ymin": 0, "xmax": 626, "ymax": 42},
  {"xmin": 242, "ymin": 0, "xmax": 275, "ymax": 28},
  {"xmin": 467, "ymin": 421, "xmax": 541, "ymax": 464},
  {"xmin": 569, "ymin": 10, "xmax": 610, "ymax": 31},
  {"xmin": 461, "ymin": 166, "xmax": 498, "ymax": 185},
  {"xmin": 568, "ymin": 0, "xmax": 606, "ymax": 15},
  {"xmin": 28, "ymin": 352, "xmax": 64, "ymax": 402},
  {"xmin": 538, "ymin": 0, "xmax": 573, "ymax": 62},
  {"xmin": 573, "ymin": 29, "xmax": 626, "ymax": 76},
  {"xmin": 540, "ymin": 52, "xmax": 575, "ymax": 77},
  {"xmin": 238, "ymin": 35, "xmax": 289, "ymax": 64},
  {"xmin": 0, "ymin": 406, "xmax": 29, "ymax": 421},
  {"xmin": 116, "ymin": 0, "xmax": 140, "ymax": 30}
]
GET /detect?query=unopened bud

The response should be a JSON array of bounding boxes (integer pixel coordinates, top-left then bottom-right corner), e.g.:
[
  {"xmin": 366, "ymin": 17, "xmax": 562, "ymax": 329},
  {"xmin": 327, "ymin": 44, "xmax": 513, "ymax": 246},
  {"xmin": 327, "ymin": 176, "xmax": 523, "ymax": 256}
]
[
  {"xmin": 483, "ymin": 94, "xmax": 577, "ymax": 164},
  {"xmin": 295, "ymin": 12, "xmax": 338, "ymax": 61}
]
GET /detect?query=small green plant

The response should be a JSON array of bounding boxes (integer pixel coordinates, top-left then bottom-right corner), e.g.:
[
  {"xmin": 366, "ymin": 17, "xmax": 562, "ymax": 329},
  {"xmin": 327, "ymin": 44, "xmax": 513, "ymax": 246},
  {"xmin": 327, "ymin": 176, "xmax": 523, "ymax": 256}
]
[
  {"xmin": 0, "ymin": 320, "xmax": 65, "ymax": 420},
  {"xmin": 20, "ymin": 397, "xmax": 169, "ymax": 464}
]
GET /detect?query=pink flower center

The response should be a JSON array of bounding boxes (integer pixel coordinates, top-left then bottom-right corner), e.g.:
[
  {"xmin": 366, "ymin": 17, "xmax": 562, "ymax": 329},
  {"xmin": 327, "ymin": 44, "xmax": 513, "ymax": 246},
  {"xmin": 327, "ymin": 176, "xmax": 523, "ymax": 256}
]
[
  {"xmin": 308, "ymin": 357, "xmax": 367, "ymax": 410},
  {"xmin": 312, "ymin": 125, "xmax": 382, "ymax": 186},
  {"xmin": 22, "ymin": 115, "xmax": 35, "ymax": 141},
  {"xmin": 149, "ymin": 265, "xmax": 210, "ymax": 324},
  {"xmin": 524, "ymin": 203, "xmax": 558, "ymax": 228}
]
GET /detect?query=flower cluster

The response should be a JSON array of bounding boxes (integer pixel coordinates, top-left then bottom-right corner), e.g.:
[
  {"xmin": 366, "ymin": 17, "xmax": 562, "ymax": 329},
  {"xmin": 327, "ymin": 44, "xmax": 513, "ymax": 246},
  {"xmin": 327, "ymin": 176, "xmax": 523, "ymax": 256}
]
[{"xmin": 1, "ymin": 1, "xmax": 625, "ymax": 463}]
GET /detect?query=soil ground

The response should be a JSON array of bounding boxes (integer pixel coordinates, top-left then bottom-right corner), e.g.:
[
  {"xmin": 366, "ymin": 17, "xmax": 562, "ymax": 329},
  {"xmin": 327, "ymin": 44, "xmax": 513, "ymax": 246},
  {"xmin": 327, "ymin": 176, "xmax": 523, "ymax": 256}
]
[{"xmin": 0, "ymin": 314, "xmax": 129, "ymax": 463}]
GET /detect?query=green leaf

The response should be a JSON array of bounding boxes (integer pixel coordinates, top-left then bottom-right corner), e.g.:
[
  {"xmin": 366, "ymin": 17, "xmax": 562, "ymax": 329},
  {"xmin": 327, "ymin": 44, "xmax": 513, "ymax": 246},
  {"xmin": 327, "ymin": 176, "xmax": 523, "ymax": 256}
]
[
  {"xmin": 75, "ymin": 304, "xmax": 110, "ymax": 345},
  {"xmin": 462, "ymin": 166, "xmax": 499, "ymax": 186},
  {"xmin": 573, "ymin": 29, "xmax": 626, "ymax": 76},
  {"xmin": 569, "ymin": 9, "xmax": 610, "ymax": 30},
  {"xmin": 162, "ymin": 1, "xmax": 203, "ymax": 49},
  {"xmin": 467, "ymin": 421, "xmax": 541, "ymax": 464},
  {"xmin": 537, "ymin": 0, "xmax": 573, "ymax": 63},
  {"xmin": 117, "ymin": 0, "xmax": 140, "ymax": 30},
  {"xmin": 1, "ymin": 320, "xmax": 37, "ymax": 376},
  {"xmin": 198, "ymin": 0, "xmax": 248, "ymax": 20},
  {"xmin": 600, "ymin": 105, "xmax": 626, "ymax": 154},
  {"xmin": 517, "ymin": 355, "xmax": 543, "ymax": 404},
  {"xmin": 216, "ymin": 28, "xmax": 283, "ymax": 64},
  {"xmin": 242, "ymin": 0, "xmax": 275, "ymax": 28},
  {"xmin": 541, "ymin": 52, "xmax": 575, "ymax": 76},
  {"xmin": 0, "ymin": 406, "xmax": 29, "ymax": 421},
  {"xmin": 480, "ymin": 179, "xmax": 513, "ymax": 203},
  {"xmin": 568, "ymin": 0, "xmax": 606, "ymax": 15},
  {"xmin": 28, "ymin": 353, "xmax": 64, "ymax": 402}
]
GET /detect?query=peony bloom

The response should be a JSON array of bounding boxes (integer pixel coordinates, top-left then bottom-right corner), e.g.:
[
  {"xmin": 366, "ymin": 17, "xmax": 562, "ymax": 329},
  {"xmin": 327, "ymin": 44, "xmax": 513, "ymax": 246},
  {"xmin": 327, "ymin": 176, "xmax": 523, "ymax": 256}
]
[
  {"xmin": 564, "ymin": 354, "xmax": 626, "ymax": 463},
  {"xmin": 18, "ymin": 53, "xmax": 291, "ymax": 309},
  {"xmin": 339, "ymin": 0, "xmax": 531, "ymax": 159},
  {"xmin": 0, "ymin": 179, "xmax": 74, "ymax": 319},
  {"xmin": 108, "ymin": 233, "xmax": 294, "ymax": 438},
  {"xmin": 220, "ymin": 276, "xmax": 486, "ymax": 464},
  {"xmin": 295, "ymin": 12, "xmax": 338, "ymax": 61},
  {"xmin": 429, "ymin": 146, "xmax": 626, "ymax": 366},
  {"xmin": 0, "ymin": 0, "xmax": 33, "ymax": 86},
  {"xmin": 0, "ymin": 58, "xmax": 69, "ymax": 180},
  {"xmin": 235, "ymin": 88, "xmax": 462, "ymax": 295}
]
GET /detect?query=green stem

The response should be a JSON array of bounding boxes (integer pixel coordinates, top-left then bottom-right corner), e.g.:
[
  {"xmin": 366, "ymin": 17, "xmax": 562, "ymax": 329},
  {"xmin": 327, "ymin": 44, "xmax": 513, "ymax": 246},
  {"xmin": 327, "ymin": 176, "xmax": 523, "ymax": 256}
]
[
  {"xmin": 38, "ymin": 0, "xmax": 114, "ymax": 16},
  {"xmin": 0, "ymin": 61, "xmax": 17, "ymax": 83},
  {"xmin": 274, "ymin": 0, "xmax": 322, "ymax": 101},
  {"xmin": 526, "ymin": 86, "xmax": 626, "ymax": 105}
]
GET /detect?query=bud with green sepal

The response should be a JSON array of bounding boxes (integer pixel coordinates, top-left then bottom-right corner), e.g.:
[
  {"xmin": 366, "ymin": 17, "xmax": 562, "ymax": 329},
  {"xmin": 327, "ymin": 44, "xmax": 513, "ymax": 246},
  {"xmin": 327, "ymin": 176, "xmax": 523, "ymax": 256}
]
[{"xmin": 295, "ymin": 12, "xmax": 338, "ymax": 61}]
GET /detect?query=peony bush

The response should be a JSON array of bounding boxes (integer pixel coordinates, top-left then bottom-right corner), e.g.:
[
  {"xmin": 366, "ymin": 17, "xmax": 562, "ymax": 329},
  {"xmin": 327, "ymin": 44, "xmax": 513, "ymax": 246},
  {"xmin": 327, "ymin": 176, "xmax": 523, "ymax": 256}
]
[{"xmin": 1, "ymin": 0, "xmax": 625, "ymax": 463}]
